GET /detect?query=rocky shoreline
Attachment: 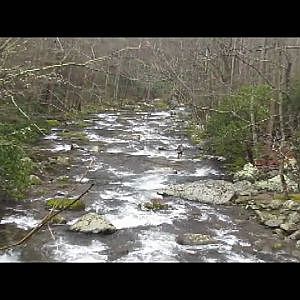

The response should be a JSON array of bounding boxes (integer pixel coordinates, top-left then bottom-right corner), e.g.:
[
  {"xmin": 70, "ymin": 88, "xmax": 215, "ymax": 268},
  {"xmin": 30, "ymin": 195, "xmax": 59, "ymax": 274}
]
[{"xmin": 158, "ymin": 162, "xmax": 300, "ymax": 252}]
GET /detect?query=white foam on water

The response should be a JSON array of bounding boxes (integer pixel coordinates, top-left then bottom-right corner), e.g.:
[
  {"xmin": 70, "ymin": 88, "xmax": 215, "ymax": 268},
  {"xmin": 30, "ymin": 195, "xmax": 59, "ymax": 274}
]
[
  {"xmin": 49, "ymin": 143, "xmax": 71, "ymax": 152},
  {"xmin": 44, "ymin": 133, "xmax": 60, "ymax": 140},
  {"xmin": 150, "ymin": 111, "xmax": 171, "ymax": 117},
  {"xmin": 104, "ymin": 195, "xmax": 187, "ymax": 230},
  {"xmin": 0, "ymin": 215, "xmax": 40, "ymax": 230},
  {"xmin": 123, "ymin": 173, "xmax": 168, "ymax": 191},
  {"xmin": 48, "ymin": 237, "xmax": 108, "ymax": 262},
  {"xmin": 0, "ymin": 250, "xmax": 21, "ymax": 262},
  {"xmin": 193, "ymin": 167, "xmax": 220, "ymax": 177},
  {"xmin": 225, "ymin": 251, "xmax": 263, "ymax": 263},
  {"xmin": 106, "ymin": 147, "xmax": 123, "ymax": 154},
  {"xmin": 89, "ymin": 162, "xmax": 105, "ymax": 172},
  {"xmin": 74, "ymin": 176, "xmax": 90, "ymax": 183},
  {"xmin": 85, "ymin": 132, "xmax": 128, "ymax": 144},
  {"xmin": 96, "ymin": 113, "xmax": 119, "ymax": 122},
  {"xmin": 117, "ymin": 229, "xmax": 178, "ymax": 262}
]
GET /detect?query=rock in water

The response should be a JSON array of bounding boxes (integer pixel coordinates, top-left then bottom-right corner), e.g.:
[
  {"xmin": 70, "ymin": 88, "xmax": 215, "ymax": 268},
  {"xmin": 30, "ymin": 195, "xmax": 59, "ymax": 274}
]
[
  {"xmin": 29, "ymin": 174, "xmax": 42, "ymax": 185},
  {"xmin": 176, "ymin": 233, "xmax": 215, "ymax": 245},
  {"xmin": 159, "ymin": 180, "xmax": 235, "ymax": 205},
  {"xmin": 70, "ymin": 212, "xmax": 117, "ymax": 234}
]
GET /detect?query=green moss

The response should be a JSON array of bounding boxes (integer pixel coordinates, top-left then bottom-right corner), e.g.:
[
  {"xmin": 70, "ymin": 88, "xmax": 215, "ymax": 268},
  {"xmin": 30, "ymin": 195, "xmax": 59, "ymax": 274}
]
[
  {"xmin": 59, "ymin": 130, "xmax": 88, "ymax": 141},
  {"xmin": 143, "ymin": 199, "xmax": 170, "ymax": 211},
  {"xmin": 274, "ymin": 193, "xmax": 300, "ymax": 202},
  {"xmin": 49, "ymin": 215, "xmax": 67, "ymax": 224},
  {"xmin": 153, "ymin": 100, "xmax": 170, "ymax": 111},
  {"xmin": 272, "ymin": 242, "xmax": 284, "ymax": 251},
  {"xmin": 46, "ymin": 198, "xmax": 85, "ymax": 210},
  {"xmin": 46, "ymin": 119, "xmax": 60, "ymax": 127}
]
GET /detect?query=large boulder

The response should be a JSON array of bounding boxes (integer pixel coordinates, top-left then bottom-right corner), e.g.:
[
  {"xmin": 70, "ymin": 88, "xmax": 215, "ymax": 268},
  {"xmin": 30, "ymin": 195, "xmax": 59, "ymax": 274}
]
[
  {"xmin": 176, "ymin": 233, "xmax": 216, "ymax": 246},
  {"xmin": 158, "ymin": 179, "xmax": 236, "ymax": 205},
  {"xmin": 70, "ymin": 212, "xmax": 116, "ymax": 234}
]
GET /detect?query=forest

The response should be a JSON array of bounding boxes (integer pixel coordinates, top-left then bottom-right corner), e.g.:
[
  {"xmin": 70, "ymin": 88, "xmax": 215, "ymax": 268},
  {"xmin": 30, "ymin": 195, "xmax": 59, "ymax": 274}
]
[{"xmin": 1, "ymin": 38, "xmax": 300, "ymax": 262}]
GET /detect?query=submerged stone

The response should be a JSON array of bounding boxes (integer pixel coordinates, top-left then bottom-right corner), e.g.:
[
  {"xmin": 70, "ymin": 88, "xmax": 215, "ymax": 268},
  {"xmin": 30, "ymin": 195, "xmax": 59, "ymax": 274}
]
[
  {"xmin": 49, "ymin": 215, "xmax": 67, "ymax": 224},
  {"xmin": 176, "ymin": 233, "xmax": 215, "ymax": 246},
  {"xmin": 272, "ymin": 242, "xmax": 284, "ymax": 251},
  {"xmin": 140, "ymin": 199, "xmax": 170, "ymax": 211}
]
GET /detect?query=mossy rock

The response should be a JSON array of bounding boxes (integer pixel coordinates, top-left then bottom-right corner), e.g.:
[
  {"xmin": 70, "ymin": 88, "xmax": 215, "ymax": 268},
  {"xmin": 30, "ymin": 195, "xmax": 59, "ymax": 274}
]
[
  {"xmin": 274, "ymin": 193, "xmax": 300, "ymax": 202},
  {"xmin": 59, "ymin": 130, "xmax": 88, "ymax": 141},
  {"xmin": 56, "ymin": 156, "xmax": 70, "ymax": 165},
  {"xmin": 46, "ymin": 119, "xmax": 60, "ymax": 127},
  {"xmin": 49, "ymin": 215, "xmax": 67, "ymax": 224},
  {"xmin": 272, "ymin": 242, "xmax": 284, "ymax": 251},
  {"xmin": 140, "ymin": 199, "xmax": 170, "ymax": 211},
  {"xmin": 29, "ymin": 174, "xmax": 43, "ymax": 185},
  {"xmin": 46, "ymin": 198, "xmax": 85, "ymax": 210}
]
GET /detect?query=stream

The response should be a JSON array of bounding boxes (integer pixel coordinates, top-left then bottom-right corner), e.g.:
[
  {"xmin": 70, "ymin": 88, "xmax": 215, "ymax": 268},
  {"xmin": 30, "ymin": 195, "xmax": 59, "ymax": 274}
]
[{"xmin": 0, "ymin": 108, "xmax": 299, "ymax": 262}]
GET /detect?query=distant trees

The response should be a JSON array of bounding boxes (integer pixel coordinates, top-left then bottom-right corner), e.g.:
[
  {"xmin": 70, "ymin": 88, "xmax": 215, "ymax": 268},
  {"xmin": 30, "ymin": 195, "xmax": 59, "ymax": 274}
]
[{"xmin": 2, "ymin": 37, "xmax": 300, "ymax": 198}]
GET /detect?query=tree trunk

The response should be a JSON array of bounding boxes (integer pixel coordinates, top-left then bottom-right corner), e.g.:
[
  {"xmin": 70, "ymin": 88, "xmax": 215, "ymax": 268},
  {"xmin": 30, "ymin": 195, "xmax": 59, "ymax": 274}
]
[{"xmin": 278, "ymin": 47, "xmax": 289, "ymax": 199}]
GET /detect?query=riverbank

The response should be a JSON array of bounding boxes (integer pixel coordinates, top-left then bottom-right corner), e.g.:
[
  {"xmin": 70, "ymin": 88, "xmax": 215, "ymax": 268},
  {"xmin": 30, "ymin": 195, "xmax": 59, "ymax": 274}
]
[{"xmin": 1, "ymin": 108, "xmax": 300, "ymax": 262}]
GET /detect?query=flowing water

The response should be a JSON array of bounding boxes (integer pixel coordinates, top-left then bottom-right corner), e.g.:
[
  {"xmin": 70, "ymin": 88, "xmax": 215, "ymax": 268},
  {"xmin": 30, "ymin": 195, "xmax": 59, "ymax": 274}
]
[{"xmin": 0, "ymin": 108, "xmax": 299, "ymax": 262}]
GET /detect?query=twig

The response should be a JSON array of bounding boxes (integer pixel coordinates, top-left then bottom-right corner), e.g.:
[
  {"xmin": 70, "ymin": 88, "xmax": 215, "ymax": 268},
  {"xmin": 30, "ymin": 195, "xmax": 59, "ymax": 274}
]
[
  {"xmin": 0, "ymin": 183, "xmax": 94, "ymax": 251},
  {"xmin": 9, "ymin": 95, "xmax": 46, "ymax": 136},
  {"xmin": 47, "ymin": 224, "xmax": 55, "ymax": 241}
]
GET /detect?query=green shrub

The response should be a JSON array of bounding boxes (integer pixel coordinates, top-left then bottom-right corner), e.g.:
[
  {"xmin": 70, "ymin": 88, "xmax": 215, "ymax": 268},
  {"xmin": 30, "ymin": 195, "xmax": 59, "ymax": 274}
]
[
  {"xmin": 203, "ymin": 85, "xmax": 272, "ymax": 171},
  {"xmin": 0, "ymin": 139, "xmax": 35, "ymax": 199}
]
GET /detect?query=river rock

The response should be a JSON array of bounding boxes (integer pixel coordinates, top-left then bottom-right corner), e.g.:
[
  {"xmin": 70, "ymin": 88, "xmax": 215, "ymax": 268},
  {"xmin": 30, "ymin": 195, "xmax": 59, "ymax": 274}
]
[
  {"xmin": 286, "ymin": 212, "xmax": 300, "ymax": 224},
  {"xmin": 56, "ymin": 156, "xmax": 70, "ymax": 165},
  {"xmin": 273, "ymin": 228, "xmax": 285, "ymax": 238},
  {"xmin": 264, "ymin": 219, "xmax": 283, "ymax": 228},
  {"xmin": 272, "ymin": 242, "xmax": 284, "ymax": 250},
  {"xmin": 234, "ymin": 195, "xmax": 252, "ymax": 205},
  {"xmin": 49, "ymin": 215, "xmax": 67, "ymax": 224},
  {"xmin": 266, "ymin": 199, "xmax": 283, "ymax": 210},
  {"xmin": 254, "ymin": 175, "xmax": 298, "ymax": 193},
  {"xmin": 176, "ymin": 233, "xmax": 215, "ymax": 246},
  {"xmin": 29, "ymin": 174, "xmax": 42, "ymax": 185},
  {"xmin": 139, "ymin": 199, "xmax": 170, "ymax": 211},
  {"xmin": 287, "ymin": 230, "xmax": 300, "ymax": 240},
  {"xmin": 159, "ymin": 179, "xmax": 236, "ymax": 205},
  {"xmin": 296, "ymin": 240, "xmax": 300, "ymax": 249},
  {"xmin": 70, "ymin": 213, "xmax": 117, "ymax": 234},
  {"xmin": 280, "ymin": 222, "xmax": 298, "ymax": 234},
  {"xmin": 233, "ymin": 180, "xmax": 258, "ymax": 196},
  {"xmin": 282, "ymin": 200, "xmax": 300, "ymax": 210},
  {"xmin": 255, "ymin": 210, "xmax": 286, "ymax": 224},
  {"xmin": 233, "ymin": 163, "xmax": 260, "ymax": 183}
]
